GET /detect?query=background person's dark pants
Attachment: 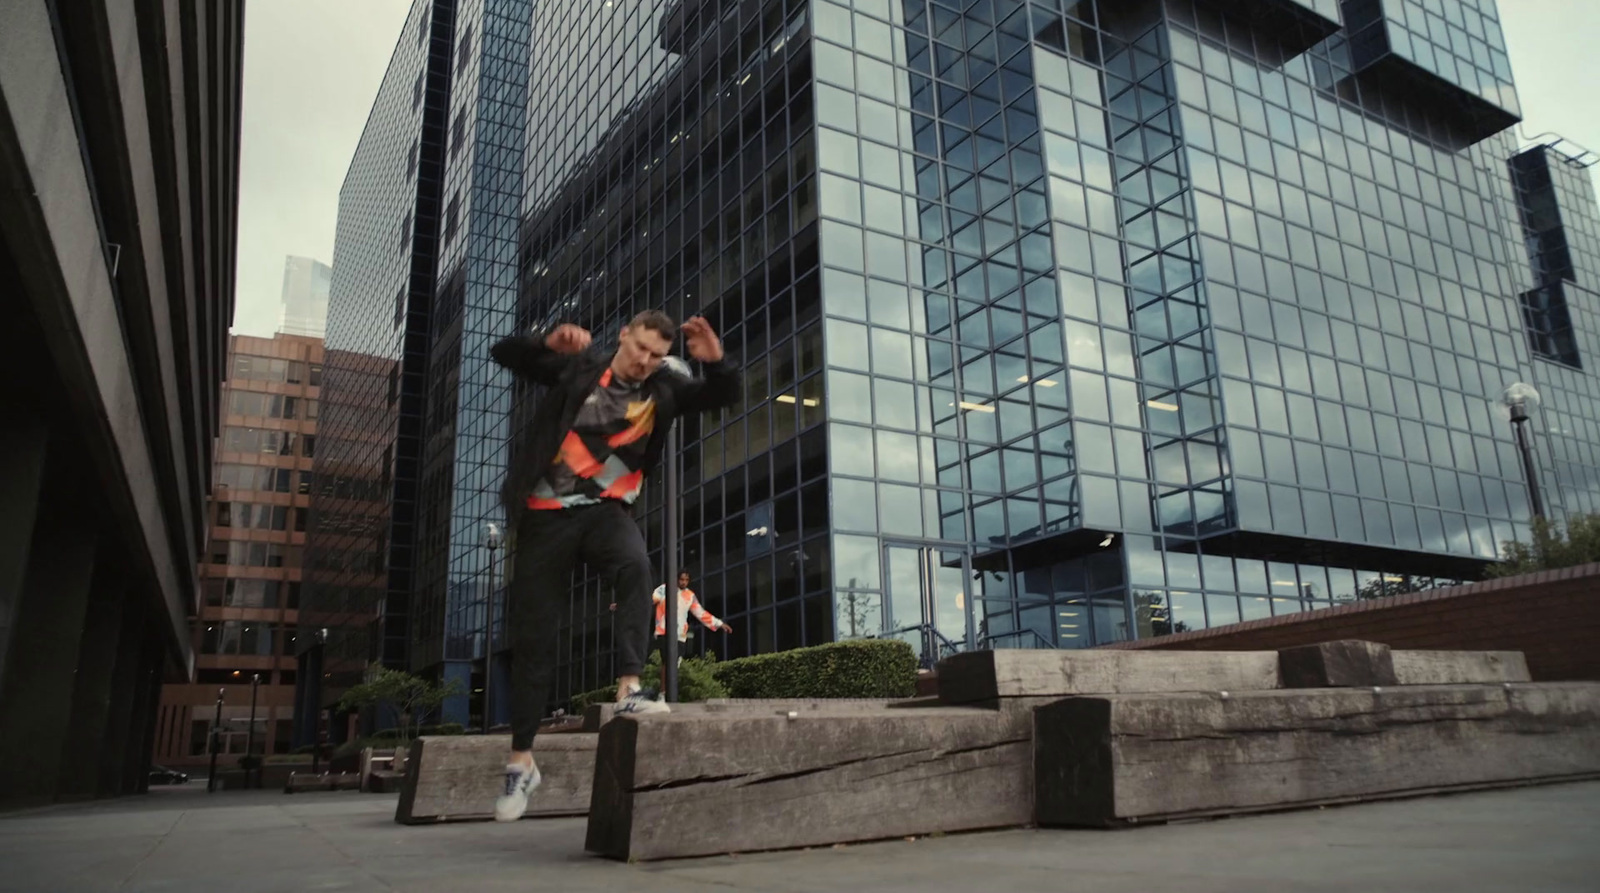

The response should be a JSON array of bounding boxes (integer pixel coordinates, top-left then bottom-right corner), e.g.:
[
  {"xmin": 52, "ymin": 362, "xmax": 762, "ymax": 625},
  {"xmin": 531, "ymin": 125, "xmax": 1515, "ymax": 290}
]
[{"xmin": 509, "ymin": 501, "xmax": 653, "ymax": 752}]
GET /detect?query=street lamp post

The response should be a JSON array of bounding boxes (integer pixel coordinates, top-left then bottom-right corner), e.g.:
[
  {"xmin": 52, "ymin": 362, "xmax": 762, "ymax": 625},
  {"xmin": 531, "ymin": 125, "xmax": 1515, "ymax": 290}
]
[
  {"xmin": 483, "ymin": 522, "xmax": 502, "ymax": 734},
  {"xmin": 662, "ymin": 423, "xmax": 680, "ymax": 703},
  {"xmin": 1501, "ymin": 382, "xmax": 1546, "ymax": 520},
  {"xmin": 244, "ymin": 673, "xmax": 261, "ymax": 788},
  {"xmin": 206, "ymin": 687, "xmax": 223, "ymax": 793}
]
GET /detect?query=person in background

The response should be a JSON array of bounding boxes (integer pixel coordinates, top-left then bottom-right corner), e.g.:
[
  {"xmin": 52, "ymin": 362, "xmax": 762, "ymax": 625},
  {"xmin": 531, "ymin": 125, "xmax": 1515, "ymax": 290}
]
[{"xmin": 651, "ymin": 571, "xmax": 732, "ymax": 688}]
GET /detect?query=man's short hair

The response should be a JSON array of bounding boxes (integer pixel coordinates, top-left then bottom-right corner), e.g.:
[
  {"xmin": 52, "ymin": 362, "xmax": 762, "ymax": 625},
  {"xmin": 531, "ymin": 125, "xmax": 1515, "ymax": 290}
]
[{"xmin": 628, "ymin": 310, "xmax": 676, "ymax": 340}]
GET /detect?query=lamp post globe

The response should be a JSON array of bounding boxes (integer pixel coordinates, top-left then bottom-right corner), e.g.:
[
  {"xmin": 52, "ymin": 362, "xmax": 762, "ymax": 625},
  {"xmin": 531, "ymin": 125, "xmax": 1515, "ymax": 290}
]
[
  {"xmin": 1501, "ymin": 382, "xmax": 1541, "ymax": 422},
  {"xmin": 1499, "ymin": 382, "xmax": 1545, "ymax": 520}
]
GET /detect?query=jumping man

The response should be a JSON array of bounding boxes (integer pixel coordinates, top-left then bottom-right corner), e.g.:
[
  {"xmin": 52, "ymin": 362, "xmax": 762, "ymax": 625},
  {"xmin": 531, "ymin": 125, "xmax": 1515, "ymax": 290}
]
[{"xmin": 487, "ymin": 311, "xmax": 740, "ymax": 821}]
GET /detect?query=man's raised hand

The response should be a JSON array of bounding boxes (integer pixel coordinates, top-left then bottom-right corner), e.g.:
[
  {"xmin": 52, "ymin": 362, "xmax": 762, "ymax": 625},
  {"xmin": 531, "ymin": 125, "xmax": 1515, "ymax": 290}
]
[
  {"xmin": 544, "ymin": 323, "xmax": 592, "ymax": 355},
  {"xmin": 681, "ymin": 316, "xmax": 724, "ymax": 363}
]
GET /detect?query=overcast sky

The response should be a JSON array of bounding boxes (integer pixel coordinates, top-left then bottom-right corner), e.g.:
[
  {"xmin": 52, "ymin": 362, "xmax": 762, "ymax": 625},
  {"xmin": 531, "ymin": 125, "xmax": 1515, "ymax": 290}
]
[{"xmin": 229, "ymin": 0, "xmax": 1600, "ymax": 338}]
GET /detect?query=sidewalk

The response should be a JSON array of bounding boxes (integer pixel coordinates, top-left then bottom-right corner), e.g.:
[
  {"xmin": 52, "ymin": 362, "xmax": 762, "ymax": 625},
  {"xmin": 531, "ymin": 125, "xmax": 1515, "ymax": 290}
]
[{"xmin": 1, "ymin": 780, "xmax": 1596, "ymax": 892}]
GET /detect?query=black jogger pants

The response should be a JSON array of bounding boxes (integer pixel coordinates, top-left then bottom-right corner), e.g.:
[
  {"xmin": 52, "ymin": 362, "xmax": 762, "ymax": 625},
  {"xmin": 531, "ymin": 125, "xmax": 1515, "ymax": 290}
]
[{"xmin": 508, "ymin": 501, "xmax": 654, "ymax": 751}]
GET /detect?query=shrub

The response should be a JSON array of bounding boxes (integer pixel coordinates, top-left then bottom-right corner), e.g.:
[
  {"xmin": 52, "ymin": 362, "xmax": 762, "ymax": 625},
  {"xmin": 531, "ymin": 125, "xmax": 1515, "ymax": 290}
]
[
  {"xmin": 570, "ymin": 684, "xmax": 616, "ymax": 714},
  {"xmin": 1488, "ymin": 513, "xmax": 1600, "ymax": 578},
  {"xmin": 335, "ymin": 662, "xmax": 464, "ymax": 742},
  {"xmin": 566, "ymin": 639, "xmax": 917, "ymax": 710},
  {"xmin": 710, "ymin": 639, "xmax": 917, "ymax": 699},
  {"xmin": 370, "ymin": 727, "xmax": 401, "ymax": 741},
  {"xmin": 417, "ymin": 722, "xmax": 465, "ymax": 736},
  {"xmin": 570, "ymin": 650, "xmax": 728, "ymax": 712}
]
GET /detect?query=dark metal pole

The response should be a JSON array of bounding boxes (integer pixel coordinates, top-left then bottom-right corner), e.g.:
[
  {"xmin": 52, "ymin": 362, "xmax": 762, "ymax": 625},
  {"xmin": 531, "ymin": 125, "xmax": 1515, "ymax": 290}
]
[
  {"xmin": 1511, "ymin": 408, "xmax": 1546, "ymax": 520},
  {"xmin": 663, "ymin": 423, "xmax": 680, "ymax": 702},
  {"xmin": 206, "ymin": 687, "xmax": 223, "ymax": 793},
  {"xmin": 483, "ymin": 533, "xmax": 498, "ymax": 734},
  {"xmin": 245, "ymin": 673, "xmax": 260, "ymax": 788}
]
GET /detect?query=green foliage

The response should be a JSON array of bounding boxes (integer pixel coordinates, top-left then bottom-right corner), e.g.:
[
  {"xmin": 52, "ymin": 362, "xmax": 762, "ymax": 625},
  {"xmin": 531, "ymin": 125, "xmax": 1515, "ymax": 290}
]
[
  {"xmin": 709, "ymin": 639, "xmax": 917, "ymax": 699},
  {"xmin": 335, "ymin": 663, "xmax": 464, "ymax": 743},
  {"xmin": 567, "ymin": 640, "xmax": 919, "ymax": 709},
  {"xmin": 1355, "ymin": 575, "xmax": 1434, "ymax": 601},
  {"xmin": 417, "ymin": 722, "xmax": 465, "ymax": 736},
  {"xmin": 569, "ymin": 684, "xmax": 617, "ymax": 714},
  {"xmin": 1488, "ymin": 513, "xmax": 1600, "ymax": 578},
  {"xmin": 1133, "ymin": 591, "xmax": 1190, "ymax": 637},
  {"xmin": 569, "ymin": 650, "xmax": 727, "ymax": 712}
]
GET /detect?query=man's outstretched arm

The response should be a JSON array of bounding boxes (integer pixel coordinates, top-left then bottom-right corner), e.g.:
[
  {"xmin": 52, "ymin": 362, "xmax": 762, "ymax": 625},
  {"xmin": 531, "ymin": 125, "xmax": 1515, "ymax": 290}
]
[
  {"xmin": 674, "ymin": 316, "xmax": 743, "ymax": 413},
  {"xmin": 490, "ymin": 323, "xmax": 591, "ymax": 386}
]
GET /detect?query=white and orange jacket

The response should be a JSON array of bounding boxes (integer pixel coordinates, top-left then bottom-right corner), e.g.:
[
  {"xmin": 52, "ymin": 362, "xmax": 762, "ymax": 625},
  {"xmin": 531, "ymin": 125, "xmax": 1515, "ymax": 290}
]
[{"xmin": 652, "ymin": 584, "xmax": 725, "ymax": 642}]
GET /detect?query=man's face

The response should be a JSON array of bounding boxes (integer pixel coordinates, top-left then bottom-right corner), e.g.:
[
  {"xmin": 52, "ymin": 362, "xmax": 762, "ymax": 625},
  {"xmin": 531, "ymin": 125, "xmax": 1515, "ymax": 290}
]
[
  {"xmin": 614, "ymin": 325, "xmax": 672, "ymax": 382},
  {"xmin": 678, "ymin": 573, "xmax": 691, "ymax": 590}
]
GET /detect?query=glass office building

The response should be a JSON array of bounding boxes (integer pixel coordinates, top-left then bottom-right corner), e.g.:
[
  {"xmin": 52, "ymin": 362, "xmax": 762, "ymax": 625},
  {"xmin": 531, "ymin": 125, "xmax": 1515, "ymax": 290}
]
[
  {"xmin": 315, "ymin": 0, "xmax": 1600, "ymax": 720},
  {"xmin": 300, "ymin": 0, "xmax": 532, "ymax": 732},
  {"xmin": 521, "ymin": 0, "xmax": 1600, "ymax": 703}
]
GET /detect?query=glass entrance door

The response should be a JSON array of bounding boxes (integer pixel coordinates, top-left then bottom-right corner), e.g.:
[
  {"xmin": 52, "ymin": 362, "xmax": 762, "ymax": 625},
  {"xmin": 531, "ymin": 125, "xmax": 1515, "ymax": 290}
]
[{"xmin": 883, "ymin": 543, "xmax": 972, "ymax": 666}]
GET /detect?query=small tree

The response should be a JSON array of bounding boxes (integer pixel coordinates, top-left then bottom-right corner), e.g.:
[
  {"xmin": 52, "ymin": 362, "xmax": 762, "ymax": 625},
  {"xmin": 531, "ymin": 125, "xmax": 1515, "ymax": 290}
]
[
  {"xmin": 1488, "ymin": 513, "xmax": 1600, "ymax": 578},
  {"xmin": 1133, "ymin": 591, "xmax": 1189, "ymax": 637},
  {"xmin": 336, "ymin": 663, "xmax": 464, "ymax": 743},
  {"xmin": 1355, "ymin": 574, "xmax": 1434, "ymax": 601}
]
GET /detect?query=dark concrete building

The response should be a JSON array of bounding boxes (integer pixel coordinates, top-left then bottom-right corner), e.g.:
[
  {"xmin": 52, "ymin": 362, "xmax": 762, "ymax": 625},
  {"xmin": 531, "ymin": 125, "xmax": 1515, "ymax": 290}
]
[{"xmin": 0, "ymin": 1, "xmax": 244, "ymax": 804}]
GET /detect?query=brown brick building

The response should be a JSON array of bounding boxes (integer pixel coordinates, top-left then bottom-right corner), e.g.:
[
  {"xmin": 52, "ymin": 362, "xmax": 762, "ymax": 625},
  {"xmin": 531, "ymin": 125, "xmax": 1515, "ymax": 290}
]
[{"xmin": 152, "ymin": 333, "xmax": 323, "ymax": 768}]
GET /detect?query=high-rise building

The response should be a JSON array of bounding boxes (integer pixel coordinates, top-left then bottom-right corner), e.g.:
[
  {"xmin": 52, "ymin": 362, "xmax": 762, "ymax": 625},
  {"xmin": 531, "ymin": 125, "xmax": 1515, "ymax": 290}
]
[
  {"xmin": 299, "ymin": 0, "xmax": 532, "ymax": 734},
  {"xmin": 0, "ymin": 1, "xmax": 243, "ymax": 804},
  {"xmin": 152, "ymin": 334, "xmax": 324, "ymax": 769},
  {"xmin": 309, "ymin": 0, "xmax": 1600, "ymax": 729},
  {"xmin": 279, "ymin": 256, "xmax": 333, "ymax": 338}
]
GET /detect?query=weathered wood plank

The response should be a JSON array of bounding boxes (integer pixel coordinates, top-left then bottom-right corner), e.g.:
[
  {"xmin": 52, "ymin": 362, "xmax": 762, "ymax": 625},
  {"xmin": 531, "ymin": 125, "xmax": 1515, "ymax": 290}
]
[
  {"xmin": 1391, "ymin": 650, "xmax": 1531, "ymax": 685},
  {"xmin": 394, "ymin": 734, "xmax": 596, "ymax": 824},
  {"xmin": 586, "ymin": 708, "xmax": 1032, "ymax": 861},
  {"xmin": 1278, "ymin": 640, "xmax": 1396, "ymax": 688},
  {"xmin": 1035, "ymin": 682, "xmax": 1600, "ymax": 827},
  {"xmin": 937, "ymin": 649, "xmax": 1280, "ymax": 704},
  {"xmin": 581, "ymin": 698, "xmax": 903, "ymax": 731}
]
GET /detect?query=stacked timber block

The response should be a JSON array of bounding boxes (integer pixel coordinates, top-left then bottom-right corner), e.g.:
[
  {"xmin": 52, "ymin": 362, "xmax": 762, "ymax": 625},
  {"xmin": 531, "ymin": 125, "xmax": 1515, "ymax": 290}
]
[
  {"xmin": 397, "ymin": 699, "xmax": 898, "ymax": 825},
  {"xmin": 395, "ymin": 733, "xmax": 597, "ymax": 823},
  {"xmin": 581, "ymin": 697, "xmax": 900, "ymax": 731},
  {"xmin": 1033, "ymin": 639, "xmax": 1599, "ymax": 827},
  {"xmin": 584, "ymin": 649, "xmax": 1279, "ymax": 861},
  {"xmin": 586, "ymin": 641, "xmax": 1600, "ymax": 861},
  {"xmin": 585, "ymin": 704, "xmax": 1035, "ymax": 861}
]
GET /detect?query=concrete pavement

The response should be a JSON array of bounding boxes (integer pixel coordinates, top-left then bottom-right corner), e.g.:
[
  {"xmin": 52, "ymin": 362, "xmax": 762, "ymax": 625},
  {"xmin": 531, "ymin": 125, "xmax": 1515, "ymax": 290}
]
[{"xmin": 1, "ymin": 779, "xmax": 1596, "ymax": 892}]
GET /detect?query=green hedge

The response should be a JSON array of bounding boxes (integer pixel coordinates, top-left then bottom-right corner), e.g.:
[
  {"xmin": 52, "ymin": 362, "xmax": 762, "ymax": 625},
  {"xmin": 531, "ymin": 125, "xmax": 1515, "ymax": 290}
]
[
  {"xmin": 570, "ymin": 651, "xmax": 728, "ymax": 712},
  {"xmin": 711, "ymin": 639, "xmax": 917, "ymax": 699},
  {"xmin": 570, "ymin": 639, "xmax": 917, "ymax": 709}
]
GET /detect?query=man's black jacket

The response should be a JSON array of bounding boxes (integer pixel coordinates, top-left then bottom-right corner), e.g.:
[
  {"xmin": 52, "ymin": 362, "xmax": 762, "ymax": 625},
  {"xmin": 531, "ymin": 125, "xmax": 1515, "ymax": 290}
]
[{"xmin": 489, "ymin": 328, "xmax": 742, "ymax": 522}]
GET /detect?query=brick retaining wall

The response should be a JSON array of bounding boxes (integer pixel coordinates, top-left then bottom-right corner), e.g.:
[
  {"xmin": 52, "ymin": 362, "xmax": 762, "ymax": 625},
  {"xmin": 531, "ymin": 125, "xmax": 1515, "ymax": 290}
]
[{"xmin": 1100, "ymin": 563, "xmax": 1600, "ymax": 682}]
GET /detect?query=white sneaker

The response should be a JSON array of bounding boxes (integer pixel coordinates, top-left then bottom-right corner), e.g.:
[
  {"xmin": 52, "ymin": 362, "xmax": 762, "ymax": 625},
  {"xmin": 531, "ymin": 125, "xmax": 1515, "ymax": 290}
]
[
  {"xmin": 615, "ymin": 683, "xmax": 670, "ymax": 715},
  {"xmin": 494, "ymin": 762, "xmax": 541, "ymax": 822}
]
